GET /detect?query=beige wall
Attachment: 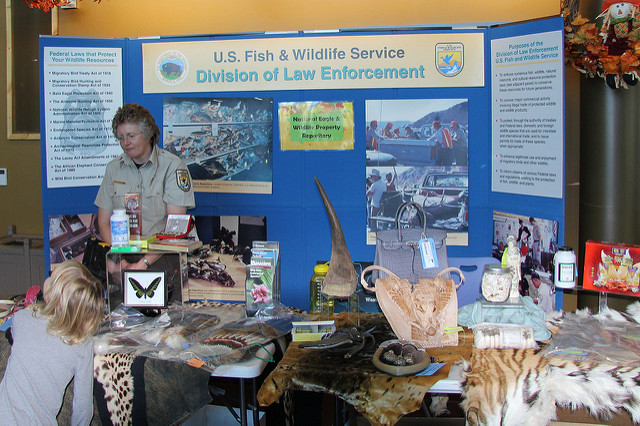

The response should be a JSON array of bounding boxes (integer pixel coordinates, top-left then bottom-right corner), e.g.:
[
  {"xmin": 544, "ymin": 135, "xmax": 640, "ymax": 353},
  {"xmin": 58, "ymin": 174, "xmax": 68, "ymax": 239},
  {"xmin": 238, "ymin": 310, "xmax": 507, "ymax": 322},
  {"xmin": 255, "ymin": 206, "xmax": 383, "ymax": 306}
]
[
  {"xmin": 0, "ymin": 0, "xmax": 560, "ymax": 237},
  {"xmin": 58, "ymin": 0, "xmax": 560, "ymax": 37}
]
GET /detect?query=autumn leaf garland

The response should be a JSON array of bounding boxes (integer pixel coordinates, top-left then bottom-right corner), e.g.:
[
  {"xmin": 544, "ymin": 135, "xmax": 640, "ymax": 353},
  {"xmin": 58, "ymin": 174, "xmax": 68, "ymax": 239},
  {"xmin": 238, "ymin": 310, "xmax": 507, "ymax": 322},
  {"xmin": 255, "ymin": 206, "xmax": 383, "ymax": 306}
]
[{"xmin": 564, "ymin": 6, "xmax": 640, "ymax": 88}]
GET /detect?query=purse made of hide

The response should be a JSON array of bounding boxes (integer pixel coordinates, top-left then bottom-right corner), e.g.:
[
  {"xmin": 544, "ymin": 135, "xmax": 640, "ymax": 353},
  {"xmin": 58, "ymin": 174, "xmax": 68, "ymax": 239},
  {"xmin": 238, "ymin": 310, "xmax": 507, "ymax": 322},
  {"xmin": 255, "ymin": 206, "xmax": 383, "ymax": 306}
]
[
  {"xmin": 373, "ymin": 201, "xmax": 449, "ymax": 285},
  {"xmin": 362, "ymin": 264, "xmax": 464, "ymax": 347}
]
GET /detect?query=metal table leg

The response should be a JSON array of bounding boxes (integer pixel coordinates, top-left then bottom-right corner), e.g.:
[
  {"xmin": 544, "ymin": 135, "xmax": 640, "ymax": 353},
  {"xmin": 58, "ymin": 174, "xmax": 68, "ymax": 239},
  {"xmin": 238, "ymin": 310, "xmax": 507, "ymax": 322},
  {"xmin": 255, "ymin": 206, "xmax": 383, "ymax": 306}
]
[{"xmin": 240, "ymin": 378, "xmax": 247, "ymax": 426}]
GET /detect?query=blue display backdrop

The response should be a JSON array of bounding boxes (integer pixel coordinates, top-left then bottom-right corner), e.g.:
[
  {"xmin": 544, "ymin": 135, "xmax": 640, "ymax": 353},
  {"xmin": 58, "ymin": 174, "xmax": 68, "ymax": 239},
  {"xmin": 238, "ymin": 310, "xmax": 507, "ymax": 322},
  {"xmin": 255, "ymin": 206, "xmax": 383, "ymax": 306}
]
[{"xmin": 40, "ymin": 17, "xmax": 565, "ymax": 310}]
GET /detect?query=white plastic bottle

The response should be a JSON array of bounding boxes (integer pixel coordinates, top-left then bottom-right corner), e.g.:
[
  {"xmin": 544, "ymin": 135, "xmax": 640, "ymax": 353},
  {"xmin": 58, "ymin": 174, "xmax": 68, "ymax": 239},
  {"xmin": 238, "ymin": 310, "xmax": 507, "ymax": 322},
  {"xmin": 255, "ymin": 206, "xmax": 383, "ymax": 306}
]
[
  {"xmin": 554, "ymin": 246, "xmax": 576, "ymax": 289},
  {"xmin": 110, "ymin": 209, "xmax": 130, "ymax": 246}
]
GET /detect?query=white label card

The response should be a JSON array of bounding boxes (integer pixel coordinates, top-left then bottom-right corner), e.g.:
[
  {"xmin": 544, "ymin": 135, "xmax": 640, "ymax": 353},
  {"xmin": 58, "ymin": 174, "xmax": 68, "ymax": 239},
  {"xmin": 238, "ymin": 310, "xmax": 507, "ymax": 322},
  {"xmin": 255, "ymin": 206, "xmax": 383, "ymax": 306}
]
[{"xmin": 419, "ymin": 238, "xmax": 439, "ymax": 269}]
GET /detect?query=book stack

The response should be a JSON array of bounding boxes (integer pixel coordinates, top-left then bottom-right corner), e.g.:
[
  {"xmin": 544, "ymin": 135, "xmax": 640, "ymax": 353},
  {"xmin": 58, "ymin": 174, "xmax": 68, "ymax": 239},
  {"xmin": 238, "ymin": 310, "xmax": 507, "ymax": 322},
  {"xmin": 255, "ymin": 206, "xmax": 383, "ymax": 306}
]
[
  {"xmin": 148, "ymin": 238, "xmax": 203, "ymax": 253},
  {"xmin": 245, "ymin": 241, "xmax": 280, "ymax": 314}
]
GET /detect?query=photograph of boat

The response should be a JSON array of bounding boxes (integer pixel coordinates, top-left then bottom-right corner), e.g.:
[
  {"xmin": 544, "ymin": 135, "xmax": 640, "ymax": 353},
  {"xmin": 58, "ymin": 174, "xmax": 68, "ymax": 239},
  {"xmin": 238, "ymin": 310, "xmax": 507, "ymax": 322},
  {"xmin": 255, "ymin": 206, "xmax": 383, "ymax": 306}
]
[{"xmin": 365, "ymin": 99, "xmax": 469, "ymax": 243}]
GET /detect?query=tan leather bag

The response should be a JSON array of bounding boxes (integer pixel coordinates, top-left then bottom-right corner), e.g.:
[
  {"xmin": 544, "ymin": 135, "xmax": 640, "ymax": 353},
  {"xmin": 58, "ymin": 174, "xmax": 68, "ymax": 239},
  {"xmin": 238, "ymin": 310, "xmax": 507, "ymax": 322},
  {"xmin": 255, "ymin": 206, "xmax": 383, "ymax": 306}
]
[{"xmin": 362, "ymin": 265, "xmax": 464, "ymax": 347}]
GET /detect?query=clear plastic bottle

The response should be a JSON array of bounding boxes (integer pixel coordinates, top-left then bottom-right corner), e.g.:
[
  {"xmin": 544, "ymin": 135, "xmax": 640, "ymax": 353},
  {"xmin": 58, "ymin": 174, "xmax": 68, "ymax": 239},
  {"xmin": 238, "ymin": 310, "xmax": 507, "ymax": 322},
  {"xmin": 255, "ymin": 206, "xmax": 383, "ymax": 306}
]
[
  {"xmin": 110, "ymin": 209, "xmax": 130, "ymax": 246},
  {"xmin": 310, "ymin": 263, "xmax": 329, "ymax": 314}
]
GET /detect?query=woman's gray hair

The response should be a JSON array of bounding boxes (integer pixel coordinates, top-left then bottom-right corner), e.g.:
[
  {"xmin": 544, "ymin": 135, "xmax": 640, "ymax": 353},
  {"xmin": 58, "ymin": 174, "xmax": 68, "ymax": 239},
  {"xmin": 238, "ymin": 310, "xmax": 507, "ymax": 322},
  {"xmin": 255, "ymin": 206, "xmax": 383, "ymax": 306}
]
[{"xmin": 112, "ymin": 103, "xmax": 160, "ymax": 146}]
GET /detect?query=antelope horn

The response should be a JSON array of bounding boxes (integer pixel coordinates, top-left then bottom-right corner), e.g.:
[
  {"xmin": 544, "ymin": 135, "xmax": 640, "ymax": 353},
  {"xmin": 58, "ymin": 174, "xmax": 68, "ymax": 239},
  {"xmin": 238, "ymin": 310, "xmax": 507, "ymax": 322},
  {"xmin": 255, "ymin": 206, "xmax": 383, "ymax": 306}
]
[{"xmin": 314, "ymin": 177, "xmax": 357, "ymax": 297}]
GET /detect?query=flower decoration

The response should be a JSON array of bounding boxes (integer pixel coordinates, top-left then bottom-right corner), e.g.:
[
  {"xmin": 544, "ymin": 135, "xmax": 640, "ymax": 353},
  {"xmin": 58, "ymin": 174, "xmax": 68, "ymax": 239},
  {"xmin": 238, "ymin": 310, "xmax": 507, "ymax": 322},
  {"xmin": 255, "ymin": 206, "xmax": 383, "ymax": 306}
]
[
  {"xmin": 250, "ymin": 283, "xmax": 272, "ymax": 304},
  {"xmin": 564, "ymin": 0, "xmax": 640, "ymax": 89}
]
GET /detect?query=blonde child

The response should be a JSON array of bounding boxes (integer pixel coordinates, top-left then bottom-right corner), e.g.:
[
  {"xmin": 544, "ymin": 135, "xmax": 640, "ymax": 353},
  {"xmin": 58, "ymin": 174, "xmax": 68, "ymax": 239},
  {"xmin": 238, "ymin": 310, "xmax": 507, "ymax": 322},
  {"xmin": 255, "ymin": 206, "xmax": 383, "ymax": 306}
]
[{"xmin": 0, "ymin": 260, "xmax": 104, "ymax": 425}]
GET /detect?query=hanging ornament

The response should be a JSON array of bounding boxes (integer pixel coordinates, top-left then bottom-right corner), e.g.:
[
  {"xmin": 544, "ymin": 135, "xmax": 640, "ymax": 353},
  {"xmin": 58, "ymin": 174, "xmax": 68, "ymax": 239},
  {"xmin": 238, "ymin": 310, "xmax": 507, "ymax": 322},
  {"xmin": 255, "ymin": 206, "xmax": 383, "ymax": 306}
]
[{"xmin": 563, "ymin": 0, "xmax": 640, "ymax": 88}]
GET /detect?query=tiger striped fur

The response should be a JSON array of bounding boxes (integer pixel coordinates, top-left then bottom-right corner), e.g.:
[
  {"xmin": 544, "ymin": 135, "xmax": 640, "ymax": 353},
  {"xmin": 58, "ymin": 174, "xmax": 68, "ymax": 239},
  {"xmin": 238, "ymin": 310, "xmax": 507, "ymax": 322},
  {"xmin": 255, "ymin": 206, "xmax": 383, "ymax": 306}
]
[{"xmin": 458, "ymin": 348, "xmax": 640, "ymax": 425}]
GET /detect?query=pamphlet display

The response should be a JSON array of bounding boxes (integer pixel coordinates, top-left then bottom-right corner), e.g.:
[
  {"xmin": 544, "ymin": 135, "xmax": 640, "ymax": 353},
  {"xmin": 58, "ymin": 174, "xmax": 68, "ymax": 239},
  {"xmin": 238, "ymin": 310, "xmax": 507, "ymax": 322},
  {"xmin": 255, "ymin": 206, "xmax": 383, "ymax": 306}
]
[{"xmin": 246, "ymin": 241, "xmax": 280, "ymax": 314}]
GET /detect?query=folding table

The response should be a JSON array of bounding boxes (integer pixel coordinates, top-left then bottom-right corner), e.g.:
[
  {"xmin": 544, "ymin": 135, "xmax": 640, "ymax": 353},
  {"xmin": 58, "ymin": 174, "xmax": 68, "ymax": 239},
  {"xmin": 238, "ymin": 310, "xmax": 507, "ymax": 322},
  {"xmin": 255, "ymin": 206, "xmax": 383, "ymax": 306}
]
[{"xmin": 210, "ymin": 342, "xmax": 276, "ymax": 426}]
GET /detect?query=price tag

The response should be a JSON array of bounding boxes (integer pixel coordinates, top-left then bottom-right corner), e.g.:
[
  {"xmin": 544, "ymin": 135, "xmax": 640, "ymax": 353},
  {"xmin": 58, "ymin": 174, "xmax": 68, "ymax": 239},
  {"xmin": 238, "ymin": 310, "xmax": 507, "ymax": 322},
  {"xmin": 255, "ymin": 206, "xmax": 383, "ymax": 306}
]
[
  {"xmin": 419, "ymin": 238, "xmax": 439, "ymax": 269},
  {"xmin": 188, "ymin": 358, "xmax": 206, "ymax": 368}
]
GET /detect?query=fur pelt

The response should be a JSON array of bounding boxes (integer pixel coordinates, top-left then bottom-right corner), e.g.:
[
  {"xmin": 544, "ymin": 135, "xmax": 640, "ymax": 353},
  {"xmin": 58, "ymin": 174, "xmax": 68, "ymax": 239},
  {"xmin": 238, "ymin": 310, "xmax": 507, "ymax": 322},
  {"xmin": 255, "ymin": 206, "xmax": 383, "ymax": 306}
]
[
  {"xmin": 459, "ymin": 302, "xmax": 640, "ymax": 425},
  {"xmin": 459, "ymin": 351, "xmax": 640, "ymax": 425}
]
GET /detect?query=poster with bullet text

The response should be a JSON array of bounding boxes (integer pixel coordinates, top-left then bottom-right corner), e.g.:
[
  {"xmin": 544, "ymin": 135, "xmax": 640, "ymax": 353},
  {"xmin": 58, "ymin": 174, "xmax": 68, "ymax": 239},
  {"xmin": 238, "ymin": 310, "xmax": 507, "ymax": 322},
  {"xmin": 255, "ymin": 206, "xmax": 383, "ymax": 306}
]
[{"xmin": 44, "ymin": 46, "xmax": 123, "ymax": 188}]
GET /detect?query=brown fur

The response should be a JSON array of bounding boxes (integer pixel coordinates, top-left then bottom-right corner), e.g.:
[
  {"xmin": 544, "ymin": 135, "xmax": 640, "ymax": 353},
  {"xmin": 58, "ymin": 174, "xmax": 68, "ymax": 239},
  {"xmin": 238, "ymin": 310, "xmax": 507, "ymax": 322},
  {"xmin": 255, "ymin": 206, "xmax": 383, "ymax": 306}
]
[
  {"xmin": 258, "ymin": 313, "xmax": 474, "ymax": 425},
  {"xmin": 459, "ymin": 348, "xmax": 640, "ymax": 425}
]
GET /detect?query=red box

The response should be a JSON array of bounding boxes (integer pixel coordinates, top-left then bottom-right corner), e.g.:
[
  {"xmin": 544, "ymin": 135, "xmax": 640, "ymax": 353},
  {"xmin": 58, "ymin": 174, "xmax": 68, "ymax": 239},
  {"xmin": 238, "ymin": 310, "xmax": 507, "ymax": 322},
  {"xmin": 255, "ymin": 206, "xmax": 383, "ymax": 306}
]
[{"xmin": 583, "ymin": 240, "xmax": 640, "ymax": 296}]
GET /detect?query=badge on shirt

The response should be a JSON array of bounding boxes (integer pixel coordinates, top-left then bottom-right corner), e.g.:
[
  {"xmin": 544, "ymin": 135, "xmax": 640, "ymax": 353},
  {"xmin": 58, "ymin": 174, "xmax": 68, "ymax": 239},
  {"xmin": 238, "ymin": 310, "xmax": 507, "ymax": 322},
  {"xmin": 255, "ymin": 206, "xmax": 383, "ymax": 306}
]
[{"xmin": 176, "ymin": 169, "xmax": 191, "ymax": 192}]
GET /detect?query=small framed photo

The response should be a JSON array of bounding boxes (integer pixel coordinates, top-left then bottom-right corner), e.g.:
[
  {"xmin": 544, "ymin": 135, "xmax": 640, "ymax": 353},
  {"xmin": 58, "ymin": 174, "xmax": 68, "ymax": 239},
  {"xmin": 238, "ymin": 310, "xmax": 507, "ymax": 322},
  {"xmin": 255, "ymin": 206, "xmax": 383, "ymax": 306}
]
[{"xmin": 123, "ymin": 270, "xmax": 167, "ymax": 309}]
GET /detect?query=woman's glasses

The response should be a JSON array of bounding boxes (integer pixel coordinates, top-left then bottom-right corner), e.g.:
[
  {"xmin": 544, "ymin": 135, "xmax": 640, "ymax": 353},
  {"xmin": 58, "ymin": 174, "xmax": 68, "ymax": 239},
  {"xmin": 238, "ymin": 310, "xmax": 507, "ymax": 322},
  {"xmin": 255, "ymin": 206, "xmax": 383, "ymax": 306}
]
[{"xmin": 116, "ymin": 132, "xmax": 142, "ymax": 142}]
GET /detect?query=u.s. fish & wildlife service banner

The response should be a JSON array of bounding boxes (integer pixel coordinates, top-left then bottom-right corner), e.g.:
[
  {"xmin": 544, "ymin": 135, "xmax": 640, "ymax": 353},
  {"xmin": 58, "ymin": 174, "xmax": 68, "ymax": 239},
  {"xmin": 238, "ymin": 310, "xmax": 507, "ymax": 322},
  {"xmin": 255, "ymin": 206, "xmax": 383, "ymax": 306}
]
[{"xmin": 142, "ymin": 33, "xmax": 484, "ymax": 93}]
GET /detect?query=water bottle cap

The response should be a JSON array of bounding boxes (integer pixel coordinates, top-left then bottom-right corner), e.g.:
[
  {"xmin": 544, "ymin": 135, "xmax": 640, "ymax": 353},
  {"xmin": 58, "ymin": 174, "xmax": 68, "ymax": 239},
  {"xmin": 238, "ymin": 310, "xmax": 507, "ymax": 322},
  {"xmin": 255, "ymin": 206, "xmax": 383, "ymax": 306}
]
[{"xmin": 314, "ymin": 264, "xmax": 329, "ymax": 274}]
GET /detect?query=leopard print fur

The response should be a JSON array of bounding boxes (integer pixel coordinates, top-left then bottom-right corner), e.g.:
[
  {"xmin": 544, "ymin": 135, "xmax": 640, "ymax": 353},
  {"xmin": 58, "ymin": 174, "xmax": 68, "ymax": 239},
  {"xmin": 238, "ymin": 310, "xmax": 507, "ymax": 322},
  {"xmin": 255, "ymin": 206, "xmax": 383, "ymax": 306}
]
[{"xmin": 94, "ymin": 353, "xmax": 136, "ymax": 425}]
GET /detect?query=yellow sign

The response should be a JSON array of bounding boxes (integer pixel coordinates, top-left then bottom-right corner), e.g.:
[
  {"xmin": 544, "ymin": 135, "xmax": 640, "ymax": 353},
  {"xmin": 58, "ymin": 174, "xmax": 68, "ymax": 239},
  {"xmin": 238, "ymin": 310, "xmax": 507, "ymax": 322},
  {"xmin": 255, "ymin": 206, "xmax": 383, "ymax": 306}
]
[
  {"xmin": 143, "ymin": 33, "xmax": 484, "ymax": 93},
  {"xmin": 279, "ymin": 102, "xmax": 354, "ymax": 150}
]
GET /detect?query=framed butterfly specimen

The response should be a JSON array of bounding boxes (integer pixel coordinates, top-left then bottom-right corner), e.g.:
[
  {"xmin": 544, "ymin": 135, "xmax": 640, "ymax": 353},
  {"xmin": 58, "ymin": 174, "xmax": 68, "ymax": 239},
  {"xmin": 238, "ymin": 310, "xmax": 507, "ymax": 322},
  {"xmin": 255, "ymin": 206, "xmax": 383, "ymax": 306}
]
[{"xmin": 123, "ymin": 270, "xmax": 168, "ymax": 309}]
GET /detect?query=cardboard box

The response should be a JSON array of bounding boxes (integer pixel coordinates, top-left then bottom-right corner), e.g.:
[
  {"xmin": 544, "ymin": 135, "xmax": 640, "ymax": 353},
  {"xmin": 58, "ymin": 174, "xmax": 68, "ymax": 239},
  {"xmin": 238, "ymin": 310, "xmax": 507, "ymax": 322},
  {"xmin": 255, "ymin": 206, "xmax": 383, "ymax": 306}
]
[
  {"xmin": 583, "ymin": 240, "xmax": 640, "ymax": 296},
  {"xmin": 291, "ymin": 320, "xmax": 336, "ymax": 342}
]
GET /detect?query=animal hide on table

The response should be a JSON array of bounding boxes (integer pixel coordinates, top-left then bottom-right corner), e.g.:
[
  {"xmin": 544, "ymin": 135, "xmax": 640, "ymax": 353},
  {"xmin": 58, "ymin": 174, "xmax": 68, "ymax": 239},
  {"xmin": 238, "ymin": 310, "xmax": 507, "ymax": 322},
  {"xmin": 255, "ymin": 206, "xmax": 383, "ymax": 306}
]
[
  {"xmin": 92, "ymin": 353, "xmax": 213, "ymax": 425},
  {"xmin": 93, "ymin": 353, "xmax": 147, "ymax": 425},
  {"xmin": 460, "ymin": 348, "xmax": 640, "ymax": 425},
  {"xmin": 257, "ymin": 312, "xmax": 474, "ymax": 426},
  {"xmin": 460, "ymin": 306, "xmax": 640, "ymax": 426},
  {"xmin": 0, "ymin": 332, "xmax": 211, "ymax": 425}
]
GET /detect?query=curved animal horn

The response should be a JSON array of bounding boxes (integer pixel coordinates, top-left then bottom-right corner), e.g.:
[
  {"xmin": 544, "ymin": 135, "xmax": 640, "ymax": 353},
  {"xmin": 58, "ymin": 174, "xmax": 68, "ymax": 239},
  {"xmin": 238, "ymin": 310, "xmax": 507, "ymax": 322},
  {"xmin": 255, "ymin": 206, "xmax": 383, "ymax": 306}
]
[{"xmin": 314, "ymin": 177, "xmax": 357, "ymax": 297}]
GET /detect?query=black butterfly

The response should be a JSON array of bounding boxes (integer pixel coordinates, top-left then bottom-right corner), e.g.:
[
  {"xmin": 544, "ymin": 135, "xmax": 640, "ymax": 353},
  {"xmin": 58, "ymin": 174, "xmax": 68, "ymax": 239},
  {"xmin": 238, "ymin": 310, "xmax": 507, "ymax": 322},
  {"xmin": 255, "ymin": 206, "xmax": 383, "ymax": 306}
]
[{"xmin": 128, "ymin": 277, "xmax": 162, "ymax": 299}]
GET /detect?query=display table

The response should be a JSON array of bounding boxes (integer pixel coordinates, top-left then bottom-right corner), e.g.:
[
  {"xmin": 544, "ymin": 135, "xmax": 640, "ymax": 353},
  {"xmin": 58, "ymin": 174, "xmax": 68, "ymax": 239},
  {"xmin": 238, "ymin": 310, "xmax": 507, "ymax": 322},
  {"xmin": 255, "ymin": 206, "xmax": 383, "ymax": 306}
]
[
  {"xmin": 211, "ymin": 342, "xmax": 276, "ymax": 426},
  {"xmin": 0, "ymin": 332, "xmax": 211, "ymax": 425},
  {"xmin": 0, "ymin": 301, "xmax": 288, "ymax": 425},
  {"xmin": 257, "ymin": 311, "xmax": 640, "ymax": 425},
  {"xmin": 257, "ymin": 312, "xmax": 473, "ymax": 425},
  {"xmin": 90, "ymin": 301, "xmax": 288, "ymax": 424}
]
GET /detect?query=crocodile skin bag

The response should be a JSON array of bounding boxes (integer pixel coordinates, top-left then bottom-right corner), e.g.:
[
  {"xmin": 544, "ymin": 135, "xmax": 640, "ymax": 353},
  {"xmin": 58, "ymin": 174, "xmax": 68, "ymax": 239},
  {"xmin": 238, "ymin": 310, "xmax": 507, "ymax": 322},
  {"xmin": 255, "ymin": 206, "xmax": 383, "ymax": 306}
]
[{"xmin": 373, "ymin": 202, "xmax": 449, "ymax": 285}]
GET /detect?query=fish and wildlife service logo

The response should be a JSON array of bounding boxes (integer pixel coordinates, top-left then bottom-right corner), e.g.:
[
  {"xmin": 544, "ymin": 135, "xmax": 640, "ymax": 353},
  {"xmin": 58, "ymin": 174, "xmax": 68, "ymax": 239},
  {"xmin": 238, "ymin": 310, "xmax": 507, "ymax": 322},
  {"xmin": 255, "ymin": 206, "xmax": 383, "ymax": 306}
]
[
  {"xmin": 156, "ymin": 50, "xmax": 188, "ymax": 85},
  {"xmin": 176, "ymin": 169, "xmax": 191, "ymax": 192},
  {"xmin": 436, "ymin": 43, "xmax": 464, "ymax": 77}
]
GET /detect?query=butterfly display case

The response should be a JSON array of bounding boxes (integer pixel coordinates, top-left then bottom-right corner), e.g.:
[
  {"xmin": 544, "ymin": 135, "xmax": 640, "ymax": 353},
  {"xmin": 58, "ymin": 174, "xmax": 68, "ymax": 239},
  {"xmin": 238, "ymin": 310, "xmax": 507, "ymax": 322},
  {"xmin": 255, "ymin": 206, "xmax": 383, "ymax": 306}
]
[{"xmin": 106, "ymin": 250, "xmax": 187, "ymax": 313}]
